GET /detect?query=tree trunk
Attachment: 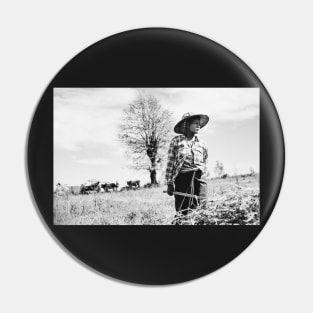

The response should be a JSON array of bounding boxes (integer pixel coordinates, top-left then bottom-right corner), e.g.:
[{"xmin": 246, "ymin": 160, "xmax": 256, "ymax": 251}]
[
  {"xmin": 150, "ymin": 167, "xmax": 157, "ymax": 185},
  {"xmin": 147, "ymin": 141, "xmax": 158, "ymax": 185}
]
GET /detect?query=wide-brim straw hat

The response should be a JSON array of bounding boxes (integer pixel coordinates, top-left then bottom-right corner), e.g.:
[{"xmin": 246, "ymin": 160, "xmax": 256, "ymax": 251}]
[{"xmin": 174, "ymin": 112, "xmax": 209, "ymax": 134}]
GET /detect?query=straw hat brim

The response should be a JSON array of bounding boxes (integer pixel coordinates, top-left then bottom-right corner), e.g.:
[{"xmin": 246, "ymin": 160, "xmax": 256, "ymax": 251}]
[{"xmin": 174, "ymin": 114, "xmax": 209, "ymax": 134}]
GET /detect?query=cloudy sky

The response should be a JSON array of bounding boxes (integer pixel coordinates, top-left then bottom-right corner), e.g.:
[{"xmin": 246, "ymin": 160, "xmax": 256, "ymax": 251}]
[{"xmin": 54, "ymin": 88, "xmax": 259, "ymax": 186}]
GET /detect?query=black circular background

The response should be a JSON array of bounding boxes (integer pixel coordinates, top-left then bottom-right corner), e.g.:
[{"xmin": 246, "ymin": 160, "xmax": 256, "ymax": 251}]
[{"xmin": 27, "ymin": 28, "xmax": 284, "ymax": 285}]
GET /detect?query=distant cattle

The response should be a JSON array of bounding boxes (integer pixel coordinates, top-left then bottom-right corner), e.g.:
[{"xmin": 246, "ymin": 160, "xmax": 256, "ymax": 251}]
[
  {"xmin": 119, "ymin": 180, "xmax": 140, "ymax": 192},
  {"xmin": 54, "ymin": 183, "xmax": 70, "ymax": 197},
  {"xmin": 240, "ymin": 173, "xmax": 254, "ymax": 179},
  {"xmin": 80, "ymin": 181, "xmax": 100, "ymax": 194},
  {"xmin": 221, "ymin": 174, "xmax": 228, "ymax": 179},
  {"xmin": 98, "ymin": 182, "xmax": 119, "ymax": 192},
  {"xmin": 127, "ymin": 180, "xmax": 140, "ymax": 189}
]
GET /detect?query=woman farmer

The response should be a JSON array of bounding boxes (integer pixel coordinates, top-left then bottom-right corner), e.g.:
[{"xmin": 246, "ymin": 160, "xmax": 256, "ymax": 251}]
[{"xmin": 165, "ymin": 113, "xmax": 209, "ymax": 215}]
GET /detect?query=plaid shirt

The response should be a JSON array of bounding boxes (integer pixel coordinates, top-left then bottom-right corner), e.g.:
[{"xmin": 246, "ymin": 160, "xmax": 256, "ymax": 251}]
[{"xmin": 165, "ymin": 135, "xmax": 208, "ymax": 185}]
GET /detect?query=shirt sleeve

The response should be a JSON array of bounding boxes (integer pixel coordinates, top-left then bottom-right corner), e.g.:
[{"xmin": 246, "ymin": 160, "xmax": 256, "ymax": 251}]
[{"xmin": 165, "ymin": 138, "xmax": 176, "ymax": 185}]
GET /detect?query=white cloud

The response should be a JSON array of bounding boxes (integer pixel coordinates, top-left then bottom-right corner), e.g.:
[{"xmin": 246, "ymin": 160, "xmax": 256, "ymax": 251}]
[
  {"xmin": 73, "ymin": 157, "xmax": 110, "ymax": 165},
  {"xmin": 164, "ymin": 88, "xmax": 259, "ymax": 124},
  {"xmin": 54, "ymin": 88, "xmax": 136, "ymax": 151}
]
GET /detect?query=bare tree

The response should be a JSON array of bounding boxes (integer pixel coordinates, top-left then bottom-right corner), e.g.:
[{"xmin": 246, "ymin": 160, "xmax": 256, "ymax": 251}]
[{"xmin": 118, "ymin": 92, "xmax": 173, "ymax": 185}]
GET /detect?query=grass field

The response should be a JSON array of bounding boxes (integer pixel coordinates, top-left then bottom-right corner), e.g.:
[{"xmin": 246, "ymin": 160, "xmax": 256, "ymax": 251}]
[{"xmin": 54, "ymin": 174, "xmax": 259, "ymax": 225}]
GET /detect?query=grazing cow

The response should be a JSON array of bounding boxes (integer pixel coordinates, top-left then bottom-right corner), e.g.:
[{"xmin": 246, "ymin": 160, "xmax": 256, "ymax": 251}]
[
  {"xmin": 127, "ymin": 180, "xmax": 140, "ymax": 190},
  {"xmin": 106, "ymin": 182, "xmax": 119, "ymax": 192},
  {"xmin": 54, "ymin": 183, "xmax": 70, "ymax": 197},
  {"xmin": 98, "ymin": 181, "xmax": 119, "ymax": 192},
  {"xmin": 80, "ymin": 181, "xmax": 100, "ymax": 194},
  {"xmin": 97, "ymin": 182, "xmax": 107, "ymax": 193}
]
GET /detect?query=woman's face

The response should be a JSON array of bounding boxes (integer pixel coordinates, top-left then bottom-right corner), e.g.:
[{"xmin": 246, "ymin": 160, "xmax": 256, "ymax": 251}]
[{"xmin": 188, "ymin": 118, "xmax": 200, "ymax": 134}]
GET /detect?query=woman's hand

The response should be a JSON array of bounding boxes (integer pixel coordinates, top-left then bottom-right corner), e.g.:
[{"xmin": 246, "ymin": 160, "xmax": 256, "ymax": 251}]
[{"xmin": 167, "ymin": 184, "xmax": 174, "ymax": 196}]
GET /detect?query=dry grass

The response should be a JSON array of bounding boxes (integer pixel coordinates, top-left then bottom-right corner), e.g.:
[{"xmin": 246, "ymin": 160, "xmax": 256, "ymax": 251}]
[
  {"xmin": 54, "ymin": 187, "xmax": 174, "ymax": 225},
  {"xmin": 54, "ymin": 174, "xmax": 259, "ymax": 225}
]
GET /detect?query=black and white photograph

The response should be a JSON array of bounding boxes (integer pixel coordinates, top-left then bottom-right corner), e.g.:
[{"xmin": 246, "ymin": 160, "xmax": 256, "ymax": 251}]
[
  {"xmin": 4, "ymin": 0, "xmax": 313, "ymax": 311},
  {"xmin": 54, "ymin": 88, "xmax": 260, "ymax": 225}
]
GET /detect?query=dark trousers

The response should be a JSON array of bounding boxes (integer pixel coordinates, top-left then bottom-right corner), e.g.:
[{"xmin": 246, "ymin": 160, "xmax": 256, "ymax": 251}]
[{"xmin": 174, "ymin": 170, "xmax": 208, "ymax": 215}]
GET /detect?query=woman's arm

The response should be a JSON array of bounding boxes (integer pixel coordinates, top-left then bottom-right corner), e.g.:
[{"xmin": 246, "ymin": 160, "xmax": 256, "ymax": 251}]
[{"xmin": 165, "ymin": 138, "xmax": 176, "ymax": 186}]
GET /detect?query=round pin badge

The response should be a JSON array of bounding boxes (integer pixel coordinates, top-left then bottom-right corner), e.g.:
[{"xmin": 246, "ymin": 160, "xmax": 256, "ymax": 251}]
[{"xmin": 27, "ymin": 28, "xmax": 284, "ymax": 285}]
